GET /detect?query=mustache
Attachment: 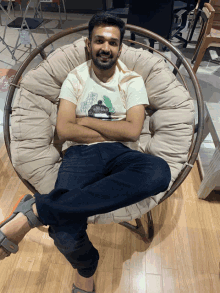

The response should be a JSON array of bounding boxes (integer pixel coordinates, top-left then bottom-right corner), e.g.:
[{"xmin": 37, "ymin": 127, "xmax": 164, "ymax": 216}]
[{"xmin": 98, "ymin": 52, "xmax": 111, "ymax": 57}]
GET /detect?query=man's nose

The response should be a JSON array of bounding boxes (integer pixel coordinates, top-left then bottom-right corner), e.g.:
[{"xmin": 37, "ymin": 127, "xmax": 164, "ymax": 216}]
[{"xmin": 102, "ymin": 42, "xmax": 110, "ymax": 53}]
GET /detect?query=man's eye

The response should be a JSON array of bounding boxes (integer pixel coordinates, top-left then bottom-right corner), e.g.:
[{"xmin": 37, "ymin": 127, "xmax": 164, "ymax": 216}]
[{"xmin": 96, "ymin": 40, "xmax": 116, "ymax": 45}]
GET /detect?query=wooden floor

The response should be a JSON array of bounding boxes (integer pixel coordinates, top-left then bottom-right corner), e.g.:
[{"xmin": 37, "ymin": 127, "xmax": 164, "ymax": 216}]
[{"xmin": 0, "ymin": 142, "xmax": 220, "ymax": 293}]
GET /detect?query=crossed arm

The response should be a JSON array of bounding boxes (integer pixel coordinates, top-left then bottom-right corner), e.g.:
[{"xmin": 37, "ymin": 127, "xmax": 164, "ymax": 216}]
[{"xmin": 56, "ymin": 99, "xmax": 146, "ymax": 144}]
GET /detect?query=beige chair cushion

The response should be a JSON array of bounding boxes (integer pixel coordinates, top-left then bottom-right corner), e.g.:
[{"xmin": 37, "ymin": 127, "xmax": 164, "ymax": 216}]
[{"xmin": 10, "ymin": 36, "xmax": 195, "ymax": 224}]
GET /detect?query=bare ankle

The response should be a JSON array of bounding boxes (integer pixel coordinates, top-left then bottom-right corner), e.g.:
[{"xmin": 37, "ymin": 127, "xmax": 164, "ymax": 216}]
[
  {"xmin": 32, "ymin": 203, "xmax": 39, "ymax": 218},
  {"xmin": 75, "ymin": 271, "xmax": 94, "ymax": 291}
]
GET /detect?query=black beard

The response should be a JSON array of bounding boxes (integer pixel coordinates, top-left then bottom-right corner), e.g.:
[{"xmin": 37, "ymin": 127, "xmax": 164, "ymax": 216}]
[{"xmin": 92, "ymin": 54, "xmax": 117, "ymax": 70}]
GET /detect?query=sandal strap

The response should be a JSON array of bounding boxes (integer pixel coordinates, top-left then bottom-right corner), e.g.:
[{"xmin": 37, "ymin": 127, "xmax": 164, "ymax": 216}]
[
  {"xmin": 0, "ymin": 230, "xmax": 18, "ymax": 253},
  {"xmin": 72, "ymin": 283, "xmax": 95, "ymax": 293},
  {"xmin": 16, "ymin": 196, "xmax": 43, "ymax": 228},
  {"xmin": 0, "ymin": 195, "xmax": 43, "ymax": 255}
]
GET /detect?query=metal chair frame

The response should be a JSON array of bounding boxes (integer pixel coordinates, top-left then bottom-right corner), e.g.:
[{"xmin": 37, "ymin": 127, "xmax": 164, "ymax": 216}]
[
  {"xmin": 3, "ymin": 23, "xmax": 205, "ymax": 244},
  {"xmin": 37, "ymin": 0, "xmax": 67, "ymax": 29},
  {"xmin": 0, "ymin": 0, "xmax": 21, "ymax": 19},
  {"xmin": 0, "ymin": 0, "xmax": 22, "ymax": 60},
  {"xmin": 1, "ymin": 0, "xmax": 54, "ymax": 61}
]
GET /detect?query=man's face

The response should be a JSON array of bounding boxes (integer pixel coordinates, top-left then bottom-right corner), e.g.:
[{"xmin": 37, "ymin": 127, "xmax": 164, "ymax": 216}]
[{"xmin": 87, "ymin": 25, "xmax": 122, "ymax": 71}]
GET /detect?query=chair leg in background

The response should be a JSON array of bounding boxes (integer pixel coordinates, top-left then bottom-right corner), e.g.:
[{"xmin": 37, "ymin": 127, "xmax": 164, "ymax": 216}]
[
  {"xmin": 197, "ymin": 145, "xmax": 220, "ymax": 199},
  {"xmin": 42, "ymin": 21, "xmax": 55, "ymax": 52},
  {"xmin": 0, "ymin": 36, "xmax": 17, "ymax": 61},
  {"xmin": 58, "ymin": 5, "xmax": 63, "ymax": 29},
  {"xmin": 11, "ymin": 33, "xmax": 21, "ymax": 60},
  {"xmin": 187, "ymin": 10, "xmax": 201, "ymax": 45},
  {"xmin": 118, "ymin": 211, "xmax": 154, "ymax": 244},
  {"xmin": 173, "ymin": 58, "xmax": 183, "ymax": 76},
  {"xmin": 192, "ymin": 39, "xmax": 210, "ymax": 73},
  {"xmin": 149, "ymin": 38, "xmax": 155, "ymax": 54},
  {"xmin": 29, "ymin": 30, "xmax": 38, "ymax": 48},
  {"xmin": 62, "ymin": 0, "xmax": 67, "ymax": 20},
  {"xmin": 130, "ymin": 32, "xmax": 135, "ymax": 46}
]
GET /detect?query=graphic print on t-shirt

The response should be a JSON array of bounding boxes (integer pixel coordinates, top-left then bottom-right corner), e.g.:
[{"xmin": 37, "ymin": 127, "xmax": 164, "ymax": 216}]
[
  {"xmin": 103, "ymin": 96, "xmax": 115, "ymax": 113},
  {"xmin": 82, "ymin": 92, "xmax": 116, "ymax": 121},
  {"xmin": 80, "ymin": 92, "xmax": 98, "ymax": 114}
]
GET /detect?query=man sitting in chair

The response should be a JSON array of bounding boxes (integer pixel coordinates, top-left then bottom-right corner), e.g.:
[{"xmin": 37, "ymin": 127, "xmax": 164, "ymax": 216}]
[{"xmin": 0, "ymin": 12, "xmax": 171, "ymax": 293}]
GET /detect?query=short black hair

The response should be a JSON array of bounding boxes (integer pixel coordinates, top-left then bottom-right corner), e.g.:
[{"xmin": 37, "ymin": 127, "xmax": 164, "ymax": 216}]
[{"xmin": 88, "ymin": 11, "xmax": 125, "ymax": 46}]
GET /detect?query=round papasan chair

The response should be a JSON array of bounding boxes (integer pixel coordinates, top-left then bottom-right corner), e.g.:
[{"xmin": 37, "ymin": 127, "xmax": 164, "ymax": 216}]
[{"xmin": 4, "ymin": 24, "xmax": 204, "ymax": 243}]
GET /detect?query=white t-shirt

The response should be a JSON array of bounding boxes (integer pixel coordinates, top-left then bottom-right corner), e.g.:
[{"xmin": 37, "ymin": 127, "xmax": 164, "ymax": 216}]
[{"xmin": 58, "ymin": 59, "xmax": 149, "ymax": 151}]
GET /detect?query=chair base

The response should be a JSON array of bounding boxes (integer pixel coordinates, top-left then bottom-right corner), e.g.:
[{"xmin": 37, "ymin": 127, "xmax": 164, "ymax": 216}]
[
  {"xmin": 118, "ymin": 211, "xmax": 154, "ymax": 244},
  {"xmin": 37, "ymin": 211, "xmax": 155, "ymax": 244}
]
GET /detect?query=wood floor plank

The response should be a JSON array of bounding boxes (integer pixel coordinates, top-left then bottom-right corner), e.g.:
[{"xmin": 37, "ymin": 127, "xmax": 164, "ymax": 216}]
[
  {"xmin": 113, "ymin": 220, "xmax": 132, "ymax": 270},
  {"xmin": 194, "ymin": 272, "xmax": 215, "ymax": 293},
  {"xmin": 0, "ymin": 144, "xmax": 17, "ymax": 172},
  {"xmin": 173, "ymin": 224, "xmax": 194, "ymax": 277},
  {"xmin": 146, "ymin": 273, "xmax": 163, "ymax": 293},
  {"xmin": 41, "ymin": 263, "xmax": 67, "ymax": 293},
  {"xmin": 183, "ymin": 201, "xmax": 210, "ymax": 273},
  {"xmin": 144, "ymin": 222, "xmax": 162, "ymax": 275},
  {"xmin": 4, "ymin": 176, "xmax": 20, "ymax": 191},
  {"xmin": 21, "ymin": 244, "xmax": 51, "ymax": 293},
  {"xmin": 156, "ymin": 192, "xmax": 190, "ymax": 272},
  {"xmin": 0, "ymin": 246, "xmax": 24, "ymax": 293},
  {"xmin": 95, "ymin": 271, "xmax": 113, "ymax": 293},
  {"xmin": 5, "ymin": 159, "xmax": 17, "ymax": 178},
  {"xmin": 6, "ymin": 239, "xmax": 38, "ymax": 293},
  {"xmin": 36, "ymin": 224, "xmax": 69, "ymax": 269},
  {"xmin": 0, "ymin": 180, "xmax": 22, "ymax": 221},
  {"xmin": 96, "ymin": 223, "xmax": 116, "ymax": 274},
  {"xmin": 162, "ymin": 268, "xmax": 180, "ymax": 293},
  {"xmin": 160, "ymin": 224, "xmax": 178, "ymax": 270},
  {"xmin": 187, "ymin": 161, "xmax": 203, "ymax": 193},
  {"xmin": 210, "ymin": 274, "xmax": 220, "ymax": 293},
  {"xmin": 112, "ymin": 267, "xmax": 130, "ymax": 293},
  {"xmin": 178, "ymin": 270, "xmax": 216, "ymax": 293},
  {"xmin": 0, "ymin": 144, "xmax": 8, "ymax": 163},
  {"xmin": 180, "ymin": 177, "xmax": 199, "ymax": 203},
  {"xmin": 59, "ymin": 262, "xmax": 75, "ymax": 293},
  {"xmin": 22, "ymin": 235, "xmax": 56, "ymax": 293},
  {"xmin": 153, "ymin": 193, "xmax": 186, "ymax": 228},
  {"xmin": 196, "ymin": 199, "xmax": 220, "ymax": 274},
  {"xmin": 17, "ymin": 180, "xmax": 34, "ymax": 194},
  {"xmin": 0, "ymin": 165, "xmax": 13, "ymax": 192},
  {"xmin": 209, "ymin": 198, "xmax": 220, "ymax": 234},
  {"xmin": 177, "ymin": 265, "xmax": 197, "ymax": 293},
  {"xmin": 130, "ymin": 233, "xmax": 147, "ymax": 293}
]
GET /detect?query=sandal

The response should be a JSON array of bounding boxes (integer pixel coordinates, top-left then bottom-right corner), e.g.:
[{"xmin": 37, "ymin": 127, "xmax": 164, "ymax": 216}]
[
  {"xmin": 0, "ymin": 194, "xmax": 43, "ymax": 254},
  {"xmin": 72, "ymin": 282, "xmax": 95, "ymax": 293}
]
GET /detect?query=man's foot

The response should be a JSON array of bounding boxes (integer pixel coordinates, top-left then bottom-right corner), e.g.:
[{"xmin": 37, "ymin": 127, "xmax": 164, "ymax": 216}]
[
  {"xmin": 0, "ymin": 203, "xmax": 39, "ymax": 260},
  {"xmin": 74, "ymin": 270, "xmax": 94, "ymax": 292}
]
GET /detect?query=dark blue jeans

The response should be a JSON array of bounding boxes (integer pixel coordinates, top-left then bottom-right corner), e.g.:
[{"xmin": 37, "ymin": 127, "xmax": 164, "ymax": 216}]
[{"xmin": 34, "ymin": 142, "xmax": 171, "ymax": 278}]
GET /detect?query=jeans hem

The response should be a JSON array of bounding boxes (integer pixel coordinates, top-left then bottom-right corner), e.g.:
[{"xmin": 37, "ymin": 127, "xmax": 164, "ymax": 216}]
[{"xmin": 77, "ymin": 264, "xmax": 98, "ymax": 278}]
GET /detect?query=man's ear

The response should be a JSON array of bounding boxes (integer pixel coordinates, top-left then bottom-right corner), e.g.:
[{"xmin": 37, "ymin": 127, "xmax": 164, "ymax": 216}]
[
  {"xmin": 85, "ymin": 38, "xmax": 91, "ymax": 60},
  {"xmin": 85, "ymin": 38, "xmax": 90, "ymax": 52},
  {"xmin": 118, "ymin": 44, "xmax": 122, "ymax": 57}
]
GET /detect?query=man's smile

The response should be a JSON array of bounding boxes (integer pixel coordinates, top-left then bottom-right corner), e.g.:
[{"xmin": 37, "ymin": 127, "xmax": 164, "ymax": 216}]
[{"xmin": 98, "ymin": 54, "xmax": 111, "ymax": 61}]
